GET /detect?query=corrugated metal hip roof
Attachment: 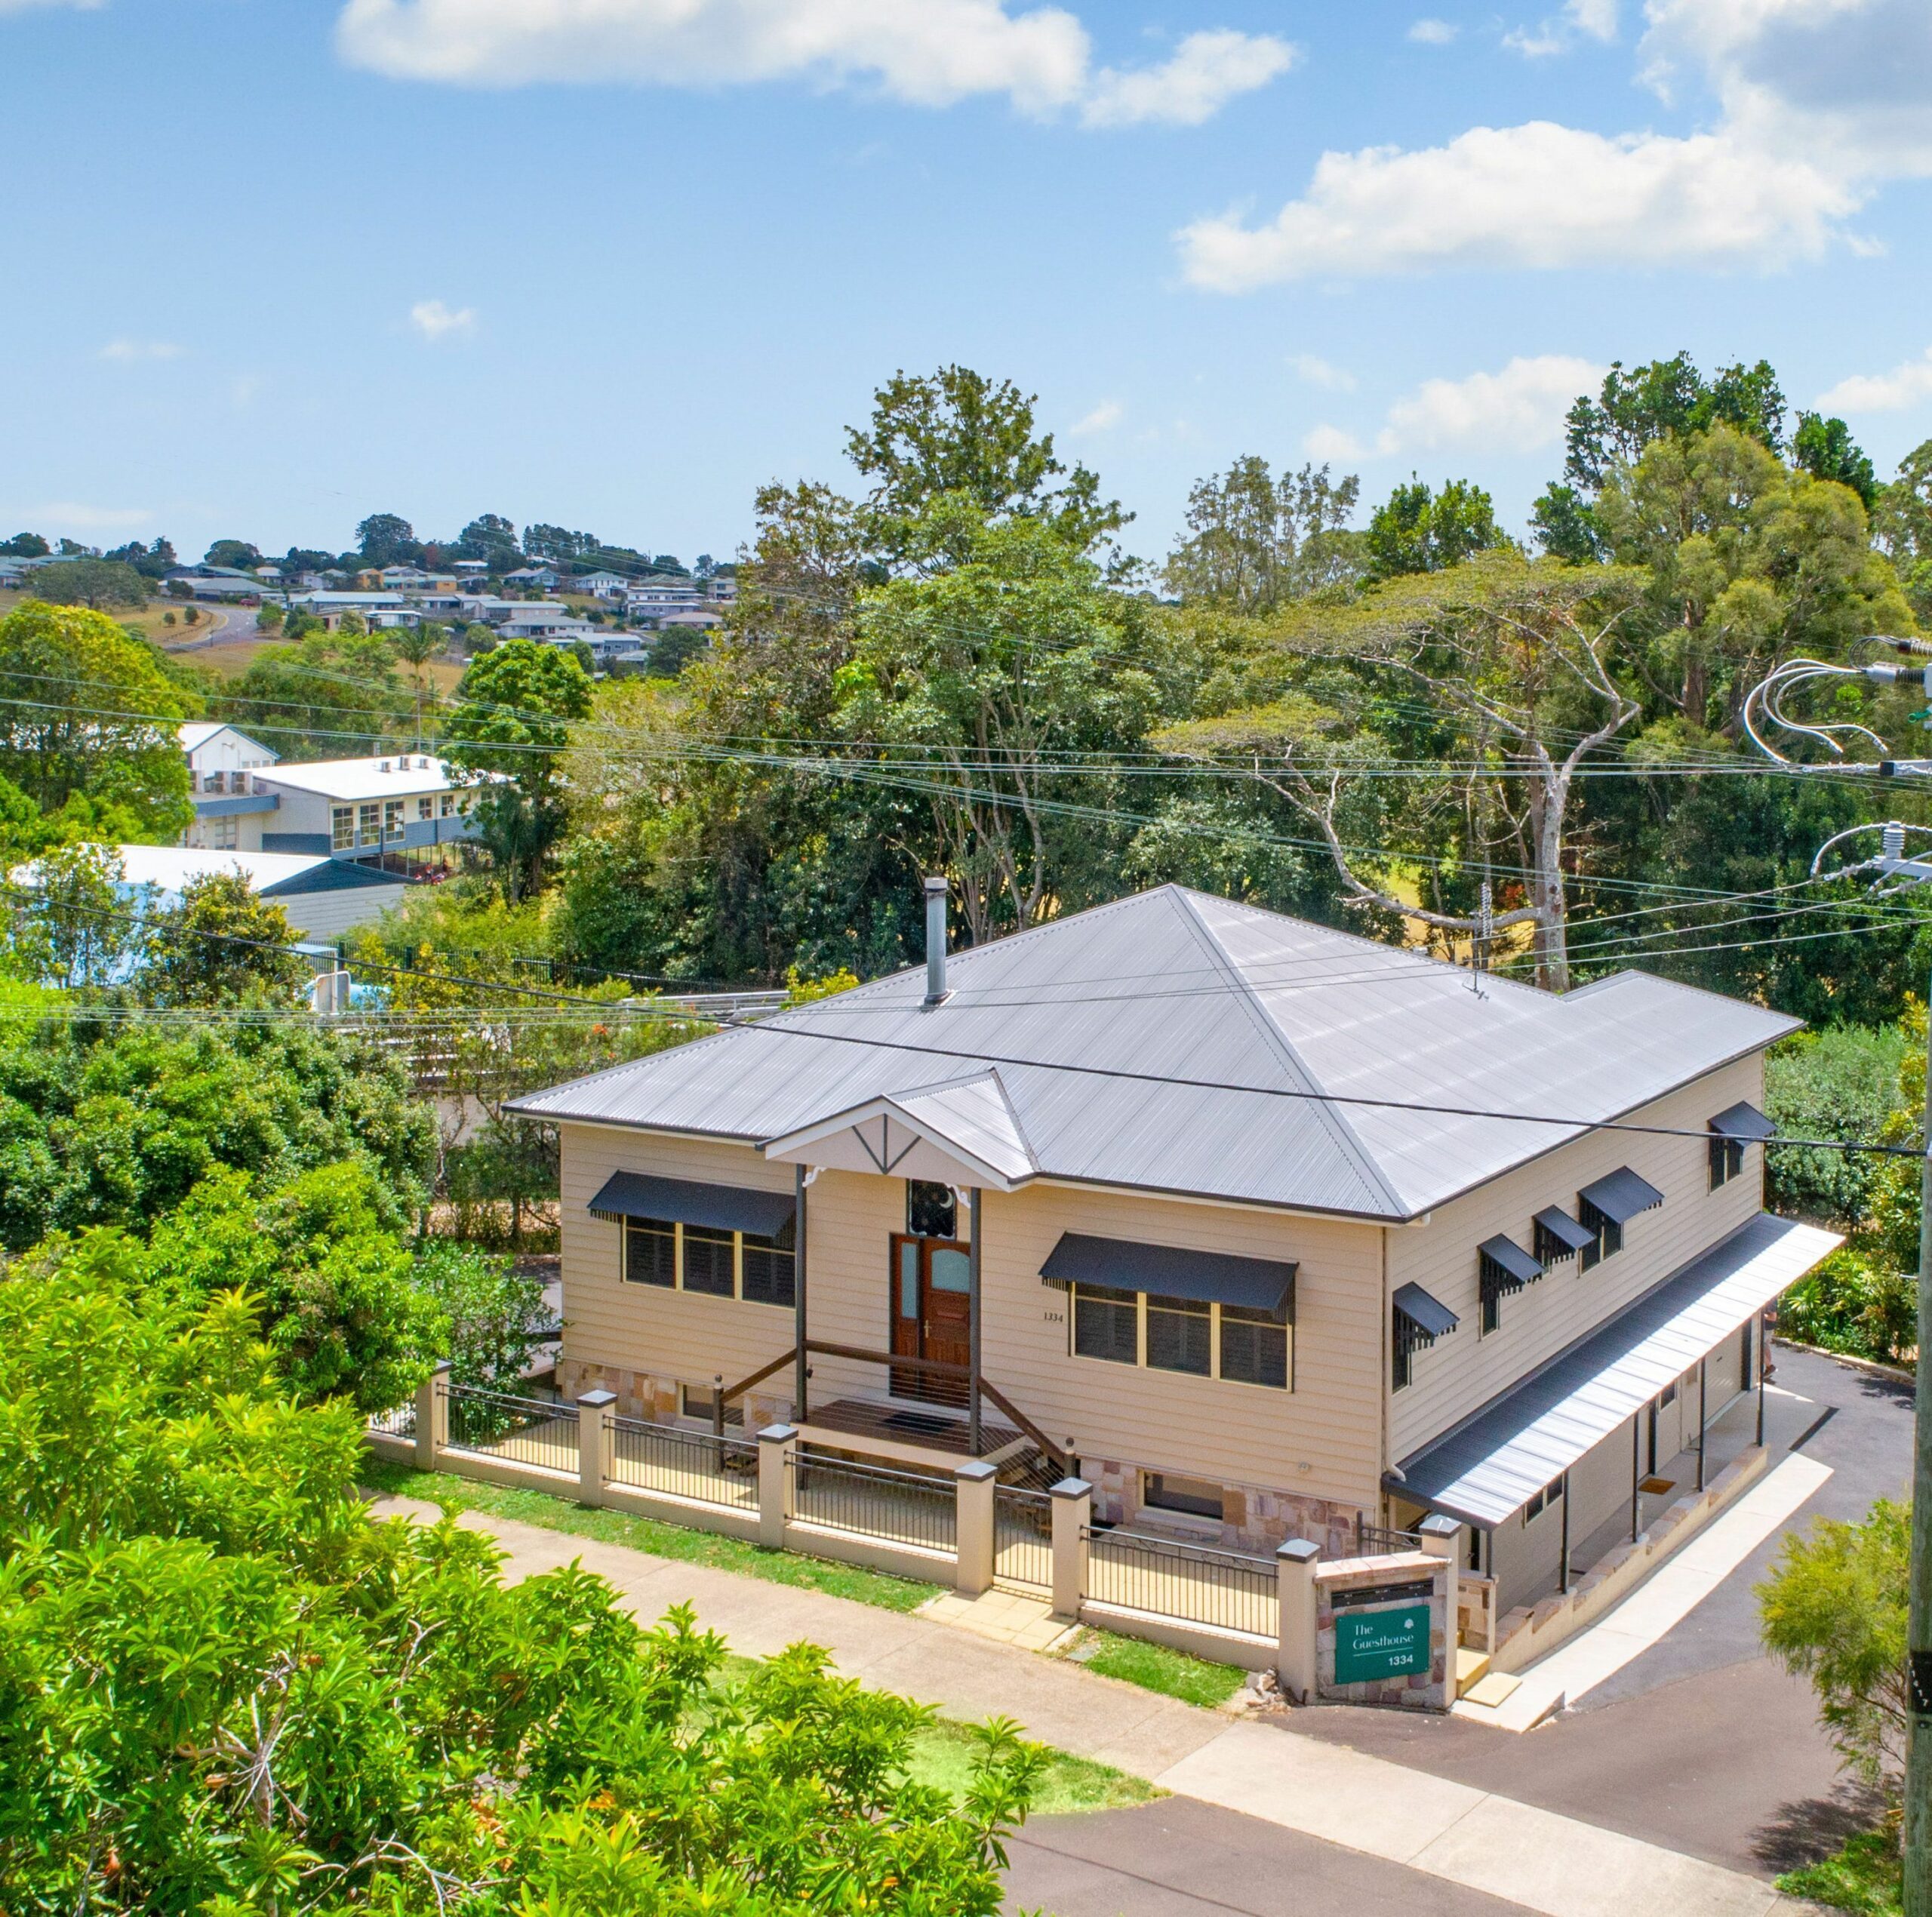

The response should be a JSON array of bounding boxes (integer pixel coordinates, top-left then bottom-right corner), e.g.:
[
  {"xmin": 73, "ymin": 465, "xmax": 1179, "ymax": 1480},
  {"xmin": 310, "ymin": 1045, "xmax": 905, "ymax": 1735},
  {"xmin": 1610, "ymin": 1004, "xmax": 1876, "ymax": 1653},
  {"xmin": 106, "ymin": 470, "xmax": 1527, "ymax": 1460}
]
[{"xmin": 1392, "ymin": 1213, "xmax": 1841, "ymax": 1528}]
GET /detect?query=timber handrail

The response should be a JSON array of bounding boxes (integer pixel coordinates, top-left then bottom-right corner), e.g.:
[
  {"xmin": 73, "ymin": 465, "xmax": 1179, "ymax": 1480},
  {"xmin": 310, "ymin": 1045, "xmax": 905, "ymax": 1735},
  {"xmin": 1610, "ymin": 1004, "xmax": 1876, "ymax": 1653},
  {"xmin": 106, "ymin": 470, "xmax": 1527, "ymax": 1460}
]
[
  {"xmin": 977, "ymin": 1376, "xmax": 1069, "ymax": 1476},
  {"xmin": 713, "ymin": 1349, "xmax": 795, "ymax": 1435},
  {"xmin": 806, "ymin": 1338, "xmax": 970, "ymax": 1379}
]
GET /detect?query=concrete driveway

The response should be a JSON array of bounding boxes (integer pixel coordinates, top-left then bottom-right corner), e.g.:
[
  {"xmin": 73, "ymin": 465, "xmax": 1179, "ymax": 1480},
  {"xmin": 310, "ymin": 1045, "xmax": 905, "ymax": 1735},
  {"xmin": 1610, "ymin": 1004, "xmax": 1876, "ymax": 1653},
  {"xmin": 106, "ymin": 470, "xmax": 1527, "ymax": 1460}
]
[{"xmin": 1267, "ymin": 1343, "xmax": 1911, "ymax": 1881}]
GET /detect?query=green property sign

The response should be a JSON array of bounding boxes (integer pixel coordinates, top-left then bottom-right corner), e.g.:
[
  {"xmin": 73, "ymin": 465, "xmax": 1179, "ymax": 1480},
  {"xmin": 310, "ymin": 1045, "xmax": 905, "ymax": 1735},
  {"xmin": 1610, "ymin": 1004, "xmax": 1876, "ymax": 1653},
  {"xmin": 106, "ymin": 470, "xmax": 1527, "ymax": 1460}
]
[{"xmin": 1333, "ymin": 1600, "xmax": 1431, "ymax": 1685}]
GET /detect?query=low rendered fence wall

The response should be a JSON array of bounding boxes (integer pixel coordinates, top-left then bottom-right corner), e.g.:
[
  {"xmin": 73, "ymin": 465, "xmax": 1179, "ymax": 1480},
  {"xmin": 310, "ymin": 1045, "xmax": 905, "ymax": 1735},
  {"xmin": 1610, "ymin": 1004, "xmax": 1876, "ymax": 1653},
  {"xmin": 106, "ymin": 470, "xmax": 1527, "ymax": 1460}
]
[{"xmin": 364, "ymin": 1373, "xmax": 1457, "ymax": 1708}]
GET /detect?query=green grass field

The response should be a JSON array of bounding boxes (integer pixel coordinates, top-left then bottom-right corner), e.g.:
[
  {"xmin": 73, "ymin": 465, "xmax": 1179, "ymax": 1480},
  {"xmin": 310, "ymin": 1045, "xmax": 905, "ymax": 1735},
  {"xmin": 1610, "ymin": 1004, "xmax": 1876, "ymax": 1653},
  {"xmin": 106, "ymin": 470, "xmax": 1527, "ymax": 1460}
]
[{"xmin": 1073, "ymin": 1629, "xmax": 1247, "ymax": 1706}]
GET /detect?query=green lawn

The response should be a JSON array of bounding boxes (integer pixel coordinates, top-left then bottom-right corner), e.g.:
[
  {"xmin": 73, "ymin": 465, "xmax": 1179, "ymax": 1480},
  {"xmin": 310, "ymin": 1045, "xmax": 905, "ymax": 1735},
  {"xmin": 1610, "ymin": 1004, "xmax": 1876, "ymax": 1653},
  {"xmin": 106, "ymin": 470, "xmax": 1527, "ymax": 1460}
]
[
  {"xmin": 359, "ymin": 1457, "xmax": 940, "ymax": 1613},
  {"xmin": 1779, "ymin": 1832, "xmax": 1903, "ymax": 1914},
  {"xmin": 1073, "ymin": 1629, "xmax": 1247, "ymax": 1707},
  {"xmin": 906, "ymin": 1718, "xmax": 1158, "ymax": 1816}
]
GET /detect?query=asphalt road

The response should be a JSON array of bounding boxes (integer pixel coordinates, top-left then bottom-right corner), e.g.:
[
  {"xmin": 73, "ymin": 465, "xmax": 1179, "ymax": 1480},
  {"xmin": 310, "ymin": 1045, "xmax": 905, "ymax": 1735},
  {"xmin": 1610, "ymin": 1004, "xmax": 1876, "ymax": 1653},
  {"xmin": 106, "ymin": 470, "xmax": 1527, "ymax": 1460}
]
[
  {"xmin": 1259, "ymin": 1342, "xmax": 1912, "ymax": 1879},
  {"xmin": 1005, "ymin": 1795, "xmax": 1534, "ymax": 1917}
]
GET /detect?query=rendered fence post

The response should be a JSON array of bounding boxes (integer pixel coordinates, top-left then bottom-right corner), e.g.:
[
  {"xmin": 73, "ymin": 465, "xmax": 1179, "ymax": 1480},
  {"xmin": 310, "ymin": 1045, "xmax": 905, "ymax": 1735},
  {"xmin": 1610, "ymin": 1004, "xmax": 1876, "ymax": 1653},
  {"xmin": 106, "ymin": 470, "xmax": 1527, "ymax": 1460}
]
[
  {"xmin": 954, "ymin": 1460, "xmax": 997, "ymax": 1596},
  {"xmin": 1049, "ymin": 1476, "xmax": 1091, "ymax": 1622},
  {"xmin": 758, "ymin": 1423, "xmax": 798, "ymax": 1552},
  {"xmin": 415, "ymin": 1359, "xmax": 450, "ymax": 1472},
  {"xmin": 577, "ymin": 1389, "xmax": 616, "ymax": 1507},
  {"xmin": 1419, "ymin": 1512, "xmax": 1462, "ymax": 1698},
  {"xmin": 1275, "ymin": 1540, "xmax": 1320, "ymax": 1704}
]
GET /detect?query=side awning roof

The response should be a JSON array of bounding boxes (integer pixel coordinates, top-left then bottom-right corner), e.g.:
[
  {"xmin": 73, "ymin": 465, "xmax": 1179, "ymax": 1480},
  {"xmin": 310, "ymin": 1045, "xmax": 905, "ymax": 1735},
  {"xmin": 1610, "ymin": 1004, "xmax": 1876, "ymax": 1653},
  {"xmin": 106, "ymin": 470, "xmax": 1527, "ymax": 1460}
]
[
  {"xmin": 1710, "ymin": 1100, "xmax": 1777, "ymax": 1141},
  {"xmin": 587, "ymin": 1169, "xmax": 795, "ymax": 1238},
  {"xmin": 1391, "ymin": 1213, "xmax": 1841, "ymax": 1528},
  {"xmin": 1393, "ymin": 1282, "xmax": 1460, "ymax": 1339},
  {"xmin": 1534, "ymin": 1205, "xmax": 1595, "ymax": 1254},
  {"xmin": 1478, "ymin": 1234, "xmax": 1543, "ymax": 1288},
  {"xmin": 1041, "ymin": 1232, "xmax": 1295, "ymax": 1319},
  {"xmin": 1579, "ymin": 1166, "xmax": 1666, "ymax": 1224}
]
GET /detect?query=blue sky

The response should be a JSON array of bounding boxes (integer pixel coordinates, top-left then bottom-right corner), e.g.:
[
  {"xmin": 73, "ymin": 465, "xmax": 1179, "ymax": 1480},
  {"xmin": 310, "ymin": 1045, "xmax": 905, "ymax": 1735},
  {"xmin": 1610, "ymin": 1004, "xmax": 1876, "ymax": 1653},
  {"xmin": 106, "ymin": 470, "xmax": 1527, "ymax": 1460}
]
[{"xmin": 5, "ymin": 0, "xmax": 1931, "ymax": 568}]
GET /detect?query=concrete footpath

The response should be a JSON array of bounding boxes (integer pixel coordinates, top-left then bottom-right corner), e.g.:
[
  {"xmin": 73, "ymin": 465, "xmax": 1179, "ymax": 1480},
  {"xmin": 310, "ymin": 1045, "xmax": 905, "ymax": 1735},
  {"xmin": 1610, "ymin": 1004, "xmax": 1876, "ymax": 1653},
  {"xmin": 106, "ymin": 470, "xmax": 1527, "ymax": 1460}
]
[{"xmin": 368, "ymin": 1494, "xmax": 1815, "ymax": 1917}]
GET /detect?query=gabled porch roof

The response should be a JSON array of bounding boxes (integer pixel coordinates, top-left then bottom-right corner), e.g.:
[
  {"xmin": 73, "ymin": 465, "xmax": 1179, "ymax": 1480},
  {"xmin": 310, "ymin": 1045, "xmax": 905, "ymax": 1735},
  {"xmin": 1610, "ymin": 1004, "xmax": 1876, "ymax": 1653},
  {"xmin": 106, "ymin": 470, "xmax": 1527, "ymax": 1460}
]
[{"xmin": 761, "ymin": 1069, "xmax": 1035, "ymax": 1191}]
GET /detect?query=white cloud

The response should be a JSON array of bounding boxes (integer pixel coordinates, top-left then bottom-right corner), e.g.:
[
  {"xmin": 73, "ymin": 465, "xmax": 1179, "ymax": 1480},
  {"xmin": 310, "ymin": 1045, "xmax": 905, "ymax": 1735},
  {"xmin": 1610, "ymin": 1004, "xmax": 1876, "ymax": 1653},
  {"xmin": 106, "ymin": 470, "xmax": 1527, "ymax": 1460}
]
[
  {"xmin": 337, "ymin": 0, "xmax": 1292, "ymax": 126},
  {"xmin": 1080, "ymin": 29, "xmax": 1296, "ymax": 128},
  {"xmin": 17, "ymin": 502, "xmax": 153, "ymax": 530},
  {"xmin": 1177, "ymin": 120, "xmax": 1854, "ymax": 288},
  {"xmin": 1408, "ymin": 17, "xmax": 1458, "ymax": 43},
  {"xmin": 1181, "ymin": 0, "xmax": 1932, "ymax": 288},
  {"xmin": 410, "ymin": 298, "xmax": 475, "ymax": 340},
  {"xmin": 1375, "ymin": 354, "xmax": 1604, "ymax": 454},
  {"xmin": 1291, "ymin": 352, "xmax": 1355, "ymax": 391},
  {"xmin": 1816, "ymin": 346, "xmax": 1932, "ymax": 414},
  {"xmin": 1302, "ymin": 424, "xmax": 1364, "ymax": 461},
  {"xmin": 1069, "ymin": 398, "xmax": 1123, "ymax": 435},
  {"xmin": 1506, "ymin": 0, "xmax": 1617, "ymax": 55},
  {"xmin": 99, "ymin": 338, "xmax": 183, "ymax": 362}
]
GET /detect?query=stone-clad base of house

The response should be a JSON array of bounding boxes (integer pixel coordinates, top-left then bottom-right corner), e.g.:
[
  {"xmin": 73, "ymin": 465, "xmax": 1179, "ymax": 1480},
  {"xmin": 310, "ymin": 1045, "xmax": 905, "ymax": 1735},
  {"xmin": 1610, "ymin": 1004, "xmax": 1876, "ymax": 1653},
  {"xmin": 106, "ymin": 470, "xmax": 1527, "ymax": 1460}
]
[
  {"xmin": 556, "ymin": 1357, "xmax": 794, "ymax": 1435},
  {"xmin": 1084, "ymin": 1456, "xmax": 1362, "ymax": 1560}
]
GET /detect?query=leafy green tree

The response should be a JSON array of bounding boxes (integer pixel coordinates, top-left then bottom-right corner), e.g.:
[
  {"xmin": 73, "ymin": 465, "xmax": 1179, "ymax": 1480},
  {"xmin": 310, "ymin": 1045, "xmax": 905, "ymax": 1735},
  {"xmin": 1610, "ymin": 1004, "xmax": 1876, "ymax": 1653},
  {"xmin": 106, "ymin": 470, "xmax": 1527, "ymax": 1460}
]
[
  {"xmin": 0, "ymin": 531, "xmax": 49, "ymax": 557},
  {"xmin": 390, "ymin": 619, "xmax": 446, "ymax": 744},
  {"xmin": 1875, "ymin": 436, "xmax": 1932, "ymax": 624},
  {"xmin": 454, "ymin": 510, "xmax": 521, "ymax": 568},
  {"xmin": 848, "ymin": 363, "xmax": 1131, "ymax": 565},
  {"xmin": 1529, "ymin": 482, "xmax": 1608, "ymax": 564},
  {"xmin": 441, "ymin": 637, "xmax": 592, "ymax": 900},
  {"xmin": 1561, "ymin": 352, "xmax": 1787, "ymax": 493},
  {"xmin": 1792, "ymin": 411, "xmax": 1878, "ymax": 509},
  {"xmin": 356, "ymin": 511, "xmax": 423, "ymax": 567},
  {"xmin": 217, "ymin": 629, "xmax": 415, "ymax": 758},
  {"xmin": 1760, "ymin": 1497, "xmax": 1910, "ymax": 1795},
  {"xmin": 202, "ymin": 537, "xmax": 263, "ymax": 570},
  {"xmin": 8, "ymin": 841, "xmax": 140, "ymax": 987},
  {"xmin": 136, "ymin": 870, "xmax": 312, "ymax": 1007},
  {"xmin": 1364, "ymin": 477, "xmax": 1510, "ymax": 578},
  {"xmin": 412, "ymin": 1236, "xmax": 551, "ymax": 1381},
  {"xmin": 0, "ymin": 601, "xmax": 192, "ymax": 831},
  {"xmin": 0, "ymin": 1010, "xmax": 433, "ymax": 1251},
  {"xmin": 1164, "ymin": 457, "xmax": 1364, "ymax": 609},
  {"xmin": 103, "ymin": 536, "xmax": 178, "ymax": 579},
  {"xmin": 17, "ymin": 557, "xmax": 149, "ymax": 610},
  {"xmin": 1594, "ymin": 423, "xmax": 1913, "ymax": 731},
  {"xmin": 1765, "ymin": 1024, "xmax": 1912, "ymax": 1228},
  {"xmin": 647, "ymin": 620, "xmax": 713, "ymax": 678},
  {"xmin": 0, "ymin": 1245, "xmax": 1040, "ymax": 1913}
]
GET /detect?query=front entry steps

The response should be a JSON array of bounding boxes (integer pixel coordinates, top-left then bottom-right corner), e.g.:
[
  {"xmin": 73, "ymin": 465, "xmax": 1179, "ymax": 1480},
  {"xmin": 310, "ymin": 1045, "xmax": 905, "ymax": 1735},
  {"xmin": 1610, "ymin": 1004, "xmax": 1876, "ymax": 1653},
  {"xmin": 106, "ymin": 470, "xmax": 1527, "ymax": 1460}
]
[{"xmin": 1454, "ymin": 1647, "xmax": 1492, "ymax": 1698}]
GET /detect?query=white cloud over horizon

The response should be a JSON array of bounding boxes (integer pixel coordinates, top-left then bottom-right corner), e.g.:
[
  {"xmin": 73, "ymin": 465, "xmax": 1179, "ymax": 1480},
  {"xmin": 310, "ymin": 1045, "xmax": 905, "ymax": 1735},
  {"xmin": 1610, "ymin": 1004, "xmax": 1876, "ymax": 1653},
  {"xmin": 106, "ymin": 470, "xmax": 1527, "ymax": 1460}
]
[
  {"xmin": 1180, "ymin": 0, "xmax": 1932, "ymax": 289},
  {"xmin": 1302, "ymin": 354, "xmax": 1604, "ymax": 466},
  {"xmin": 411, "ymin": 298, "xmax": 476, "ymax": 340},
  {"xmin": 1291, "ymin": 352, "xmax": 1355, "ymax": 391},
  {"xmin": 1817, "ymin": 345, "xmax": 1932, "ymax": 413},
  {"xmin": 336, "ymin": 0, "xmax": 1294, "ymax": 128},
  {"xmin": 99, "ymin": 338, "xmax": 183, "ymax": 362},
  {"xmin": 1407, "ymin": 17, "xmax": 1457, "ymax": 44},
  {"xmin": 1068, "ymin": 398, "xmax": 1123, "ymax": 434}
]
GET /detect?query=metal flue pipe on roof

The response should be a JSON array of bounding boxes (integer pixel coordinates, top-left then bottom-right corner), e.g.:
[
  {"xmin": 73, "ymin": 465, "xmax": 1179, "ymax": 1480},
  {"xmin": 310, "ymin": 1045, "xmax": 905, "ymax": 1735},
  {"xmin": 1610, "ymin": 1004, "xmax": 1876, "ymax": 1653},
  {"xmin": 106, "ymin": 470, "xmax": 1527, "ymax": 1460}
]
[{"xmin": 924, "ymin": 876, "xmax": 949, "ymax": 1005}]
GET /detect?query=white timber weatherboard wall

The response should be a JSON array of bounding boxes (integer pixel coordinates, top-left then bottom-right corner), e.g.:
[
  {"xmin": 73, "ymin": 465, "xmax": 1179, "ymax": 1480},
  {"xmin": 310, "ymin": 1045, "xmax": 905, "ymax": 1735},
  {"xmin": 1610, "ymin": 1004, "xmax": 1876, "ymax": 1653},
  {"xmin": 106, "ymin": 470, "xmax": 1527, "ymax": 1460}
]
[
  {"xmin": 1385, "ymin": 1054, "xmax": 1768, "ymax": 1464},
  {"xmin": 552, "ymin": 1119, "xmax": 1387, "ymax": 1525}
]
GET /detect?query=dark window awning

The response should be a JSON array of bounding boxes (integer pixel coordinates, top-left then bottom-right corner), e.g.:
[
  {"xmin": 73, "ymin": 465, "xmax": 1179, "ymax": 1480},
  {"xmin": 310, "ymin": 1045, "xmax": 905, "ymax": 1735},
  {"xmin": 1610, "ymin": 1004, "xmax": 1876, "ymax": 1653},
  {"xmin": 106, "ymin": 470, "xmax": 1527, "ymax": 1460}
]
[
  {"xmin": 588, "ymin": 1169, "xmax": 795, "ymax": 1238},
  {"xmin": 1710, "ymin": 1100, "xmax": 1777, "ymax": 1143},
  {"xmin": 1534, "ymin": 1205, "xmax": 1595, "ymax": 1254},
  {"xmin": 1478, "ymin": 1234, "xmax": 1542, "ymax": 1289},
  {"xmin": 1040, "ymin": 1232, "xmax": 1295, "ymax": 1319},
  {"xmin": 1393, "ymin": 1282, "xmax": 1460, "ymax": 1339},
  {"xmin": 1579, "ymin": 1167, "xmax": 1665, "ymax": 1225}
]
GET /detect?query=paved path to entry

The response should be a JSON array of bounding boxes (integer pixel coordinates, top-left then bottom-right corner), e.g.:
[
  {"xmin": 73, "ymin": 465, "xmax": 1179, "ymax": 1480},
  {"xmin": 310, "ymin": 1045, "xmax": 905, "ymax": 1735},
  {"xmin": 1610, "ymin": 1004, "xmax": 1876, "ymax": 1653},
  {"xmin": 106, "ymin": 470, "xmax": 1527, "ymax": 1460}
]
[{"xmin": 368, "ymin": 1492, "xmax": 1810, "ymax": 1915}]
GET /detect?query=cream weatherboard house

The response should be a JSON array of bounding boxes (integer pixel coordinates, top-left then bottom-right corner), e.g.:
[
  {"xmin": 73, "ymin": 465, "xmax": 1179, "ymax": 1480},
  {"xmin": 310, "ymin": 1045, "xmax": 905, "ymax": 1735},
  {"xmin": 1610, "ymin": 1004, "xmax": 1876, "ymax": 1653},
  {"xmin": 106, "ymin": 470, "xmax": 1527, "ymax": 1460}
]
[{"xmin": 509, "ymin": 883, "xmax": 1837, "ymax": 1623}]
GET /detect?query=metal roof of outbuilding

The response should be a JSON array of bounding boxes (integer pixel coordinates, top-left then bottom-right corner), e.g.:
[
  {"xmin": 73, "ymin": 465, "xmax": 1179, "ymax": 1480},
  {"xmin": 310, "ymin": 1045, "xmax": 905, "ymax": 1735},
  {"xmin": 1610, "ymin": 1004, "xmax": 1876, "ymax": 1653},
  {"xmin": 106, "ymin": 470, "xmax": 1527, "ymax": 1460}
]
[{"xmin": 507, "ymin": 885, "xmax": 1800, "ymax": 1221}]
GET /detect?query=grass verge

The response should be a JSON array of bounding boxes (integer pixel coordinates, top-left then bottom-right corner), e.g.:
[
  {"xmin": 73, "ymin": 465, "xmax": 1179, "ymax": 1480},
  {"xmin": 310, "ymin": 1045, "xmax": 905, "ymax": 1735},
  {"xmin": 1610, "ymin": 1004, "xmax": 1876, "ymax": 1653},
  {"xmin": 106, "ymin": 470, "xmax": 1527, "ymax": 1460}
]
[
  {"xmin": 1073, "ymin": 1629, "xmax": 1247, "ymax": 1707},
  {"xmin": 1778, "ymin": 1832, "xmax": 1903, "ymax": 1914},
  {"xmin": 906, "ymin": 1719, "xmax": 1158, "ymax": 1815},
  {"xmin": 359, "ymin": 1457, "xmax": 940, "ymax": 1613}
]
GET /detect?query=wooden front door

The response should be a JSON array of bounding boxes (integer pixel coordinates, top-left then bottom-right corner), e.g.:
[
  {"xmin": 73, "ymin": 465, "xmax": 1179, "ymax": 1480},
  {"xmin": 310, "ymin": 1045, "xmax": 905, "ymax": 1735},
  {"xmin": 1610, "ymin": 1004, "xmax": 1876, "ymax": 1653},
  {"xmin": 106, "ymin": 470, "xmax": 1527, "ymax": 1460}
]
[{"xmin": 890, "ymin": 1233, "xmax": 971, "ymax": 1407}]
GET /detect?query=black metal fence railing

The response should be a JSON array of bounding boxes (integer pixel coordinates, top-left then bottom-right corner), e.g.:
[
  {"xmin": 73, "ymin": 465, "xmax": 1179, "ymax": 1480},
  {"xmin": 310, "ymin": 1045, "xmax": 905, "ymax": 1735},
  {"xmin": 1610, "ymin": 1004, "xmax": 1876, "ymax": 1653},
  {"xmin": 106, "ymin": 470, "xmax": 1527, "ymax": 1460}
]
[
  {"xmin": 441, "ymin": 1382, "xmax": 580, "ymax": 1474},
  {"xmin": 609, "ymin": 1417, "xmax": 759, "ymax": 1511},
  {"xmin": 993, "ymin": 1484, "xmax": 1053, "ymax": 1591},
  {"xmin": 788, "ymin": 1454, "xmax": 957, "ymax": 1556},
  {"xmin": 1355, "ymin": 1519, "xmax": 1423, "ymax": 1558},
  {"xmin": 367, "ymin": 1400, "xmax": 417, "ymax": 1440},
  {"xmin": 1083, "ymin": 1527, "xmax": 1278, "ymax": 1639}
]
